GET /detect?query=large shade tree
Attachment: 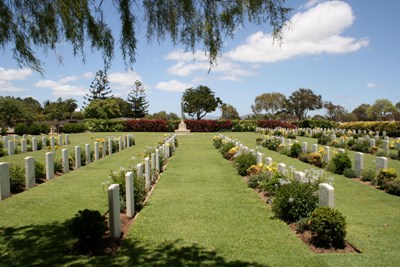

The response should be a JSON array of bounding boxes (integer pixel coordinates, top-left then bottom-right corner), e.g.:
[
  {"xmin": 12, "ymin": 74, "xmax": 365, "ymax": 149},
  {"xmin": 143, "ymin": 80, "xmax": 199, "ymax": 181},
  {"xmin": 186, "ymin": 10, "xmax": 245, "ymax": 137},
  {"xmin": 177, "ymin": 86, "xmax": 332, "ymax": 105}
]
[
  {"xmin": 367, "ymin": 99, "xmax": 397, "ymax": 121},
  {"xmin": 285, "ymin": 88, "xmax": 323, "ymax": 121},
  {"xmin": 1, "ymin": 1, "xmax": 290, "ymax": 73},
  {"xmin": 352, "ymin": 104, "xmax": 371, "ymax": 121},
  {"xmin": 220, "ymin": 103, "xmax": 240, "ymax": 120},
  {"xmin": 251, "ymin": 92, "xmax": 286, "ymax": 119},
  {"xmin": 183, "ymin": 85, "xmax": 222, "ymax": 120}
]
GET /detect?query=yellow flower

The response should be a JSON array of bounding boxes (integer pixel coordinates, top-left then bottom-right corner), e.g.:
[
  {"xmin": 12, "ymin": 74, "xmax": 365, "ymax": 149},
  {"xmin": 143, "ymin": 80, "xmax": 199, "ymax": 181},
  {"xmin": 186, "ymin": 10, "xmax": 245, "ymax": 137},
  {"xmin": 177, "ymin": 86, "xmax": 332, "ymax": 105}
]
[{"xmin": 319, "ymin": 147, "xmax": 325, "ymax": 154}]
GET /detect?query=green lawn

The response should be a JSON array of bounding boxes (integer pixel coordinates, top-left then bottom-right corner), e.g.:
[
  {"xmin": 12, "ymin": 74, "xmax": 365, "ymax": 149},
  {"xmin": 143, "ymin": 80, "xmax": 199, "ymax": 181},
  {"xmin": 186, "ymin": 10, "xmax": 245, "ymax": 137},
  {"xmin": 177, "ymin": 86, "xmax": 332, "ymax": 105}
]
[{"xmin": 1, "ymin": 132, "xmax": 399, "ymax": 266}]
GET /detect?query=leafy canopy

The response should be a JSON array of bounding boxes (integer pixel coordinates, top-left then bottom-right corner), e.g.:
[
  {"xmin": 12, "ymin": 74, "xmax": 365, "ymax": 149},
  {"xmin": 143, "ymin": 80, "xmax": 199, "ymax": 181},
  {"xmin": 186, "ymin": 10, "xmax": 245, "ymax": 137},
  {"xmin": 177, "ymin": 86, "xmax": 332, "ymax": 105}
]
[
  {"xmin": 286, "ymin": 88, "xmax": 323, "ymax": 121},
  {"xmin": 183, "ymin": 85, "xmax": 222, "ymax": 120},
  {"xmin": 251, "ymin": 92, "xmax": 286, "ymax": 118},
  {"xmin": 1, "ymin": 0, "xmax": 290, "ymax": 73}
]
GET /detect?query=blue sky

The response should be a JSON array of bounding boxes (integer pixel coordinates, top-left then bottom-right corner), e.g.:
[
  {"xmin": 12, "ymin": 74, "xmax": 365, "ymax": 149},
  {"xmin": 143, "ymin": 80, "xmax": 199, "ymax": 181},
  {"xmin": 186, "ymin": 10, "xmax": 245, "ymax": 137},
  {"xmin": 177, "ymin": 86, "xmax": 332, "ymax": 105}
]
[{"xmin": 1, "ymin": 0, "xmax": 399, "ymax": 118}]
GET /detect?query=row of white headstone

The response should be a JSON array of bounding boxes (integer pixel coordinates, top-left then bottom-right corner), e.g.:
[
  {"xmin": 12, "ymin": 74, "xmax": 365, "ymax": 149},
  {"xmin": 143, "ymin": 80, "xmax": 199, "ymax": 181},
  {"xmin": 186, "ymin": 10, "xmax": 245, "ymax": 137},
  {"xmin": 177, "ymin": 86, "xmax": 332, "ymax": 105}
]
[
  {"xmin": 217, "ymin": 135, "xmax": 334, "ymax": 208},
  {"xmin": 3, "ymin": 134, "xmax": 71, "ymax": 156},
  {"xmin": 107, "ymin": 134, "xmax": 177, "ymax": 238},
  {"xmin": 0, "ymin": 134, "xmax": 135, "ymax": 201}
]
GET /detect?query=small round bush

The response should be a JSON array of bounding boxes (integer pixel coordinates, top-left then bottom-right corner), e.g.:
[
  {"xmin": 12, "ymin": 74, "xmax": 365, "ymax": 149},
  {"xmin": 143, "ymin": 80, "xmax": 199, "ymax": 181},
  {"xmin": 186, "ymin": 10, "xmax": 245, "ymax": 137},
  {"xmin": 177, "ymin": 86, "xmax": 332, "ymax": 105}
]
[
  {"xmin": 247, "ymin": 173, "xmax": 268, "ymax": 189},
  {"xmin": 271, "ymin": 180, "xmax": 319, "ymax": 223},
  {"xmin": 317, "ymin": 135, "xmax": 331, "ymax": 145},
  {"xmin": 343, "ymin": 168, "xmax": 357, "ymax": 178},
  {"xmin": 375, "ymin": 168, "xmax": 397, "ymax": 189},
  {"xmin": 34, "ymin": 161, "xmax": 46, "ymax": 180},
  {"xmin": 219, "ymin": 142, "xmax": 235, "ymax": 158},
  {"xmin": 9, "ymin": 164, "xmax": 25, "ymax": 193},
  {"xmin": 309, "ymin": 207, "xmax": 346, "ymax": 248},
  {"xmin": 28, "ymin": 123, "xmax": 41, "ymax": 135},
  {"xmin": 235, "ymin": 152, "xmax": 256, "ymax": 176},
  {"xmin": 290, "ymin": 142, "xmax": 302, "ymax": 158},
  {"xmin": 67, "ymin": 209, "xmax": 107, "ymax": 242},
  {"xmin": 14, "ymin": 123, "xmax": 29, "ymax": 135},
  {"xmin": 331, "ymin": 153, "xmax": 351, "ymax": 174},
  {"xmin": 385, "ymin": 179, "xmax": 400, "ymax": 196},
  {"xmin": 361, "ymin": 166, "xmax": 376, "ymax": 182}
]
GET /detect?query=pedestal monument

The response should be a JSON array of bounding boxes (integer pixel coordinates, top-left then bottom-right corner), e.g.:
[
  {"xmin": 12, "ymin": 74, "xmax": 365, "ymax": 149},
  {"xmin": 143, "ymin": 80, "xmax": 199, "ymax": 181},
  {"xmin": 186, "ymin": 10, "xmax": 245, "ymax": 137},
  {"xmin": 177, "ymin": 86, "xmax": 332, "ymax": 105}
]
[{"xmin": 175, "ymin": 97, "xmax": 191, "ymax": 134}]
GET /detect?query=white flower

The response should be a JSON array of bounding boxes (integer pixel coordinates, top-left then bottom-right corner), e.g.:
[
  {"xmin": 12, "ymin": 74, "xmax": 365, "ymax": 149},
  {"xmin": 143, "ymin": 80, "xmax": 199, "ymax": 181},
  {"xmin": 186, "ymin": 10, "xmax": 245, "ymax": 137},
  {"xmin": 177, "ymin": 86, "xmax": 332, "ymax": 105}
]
[{"xmin": 288, "ymin": 197, "xmax": 294, "ymax": 203}]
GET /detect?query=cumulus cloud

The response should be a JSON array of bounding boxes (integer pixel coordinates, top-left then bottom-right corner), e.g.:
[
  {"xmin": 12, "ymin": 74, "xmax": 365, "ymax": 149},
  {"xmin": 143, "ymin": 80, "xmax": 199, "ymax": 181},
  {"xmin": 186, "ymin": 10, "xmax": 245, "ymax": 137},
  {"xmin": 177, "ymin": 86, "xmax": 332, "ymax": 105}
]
[
  {"xmin": 108, "ymin": 71, "xmax": 141, "ymax": 88},
  {"xmin": 154, "ymin": 80, "xmax": 193, "ymax": 92},
  {"xmin": 34, "ymin": 73, "xmax": 91, "ymax": 97},
  {"xmin": 226, "ymin": 1, "xmax": 368, "ymax": 63},
  {"xmin": 0, "ymin": 67, "xmax": 33, "ymax": 81},
  {"xmin": 0, "ymin": 80, "xmax": 28, "ymax": 93},
  {"xmin": 165, "ymin": 50, "xmax": 257, "ymax": 81}
]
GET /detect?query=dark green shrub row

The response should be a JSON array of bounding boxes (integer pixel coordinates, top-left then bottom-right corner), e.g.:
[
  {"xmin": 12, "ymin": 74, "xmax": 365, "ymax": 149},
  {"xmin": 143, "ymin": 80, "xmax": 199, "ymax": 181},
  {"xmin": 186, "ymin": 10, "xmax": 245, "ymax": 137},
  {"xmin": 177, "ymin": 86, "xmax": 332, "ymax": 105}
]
[
  {"xmin": 62, "ymin": 123, "xmax": 87, "ymax": 133},
  {"xmin": 14, "ymin": 123, "xmax": 50, "ymax": 135},
  {"xmin": 295, "ymin": 119, "xmax": 337, "ymax": 129}
]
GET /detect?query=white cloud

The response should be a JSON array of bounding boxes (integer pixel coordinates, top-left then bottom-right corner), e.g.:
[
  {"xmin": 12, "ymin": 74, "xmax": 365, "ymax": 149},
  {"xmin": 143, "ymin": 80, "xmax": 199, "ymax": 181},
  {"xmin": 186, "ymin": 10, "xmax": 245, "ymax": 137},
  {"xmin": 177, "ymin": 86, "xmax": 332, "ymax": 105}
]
[
  {"xmin": 0, "ymin": 80, "xmax": 28, "ymax": 93},
  {"xmin": 165, "ymin": 50, "xmax": 257, "ymax": 81},
  {"xmin": 0, "ymin": 67, "xmax": 33, "ymax": 81},
  {"xmin": 34, "ymin": 73, "xmax": 90, "ymax": 97},
  {"xmin": 226, "ymin": 1, "xmax": 368, "ymax": 63},
  {"xmin": 300, "ymin": 0, "xmax": 323, "ymax": 10},
  {"xmin": 154, "ymin": 80, "xmax": 193, "ymax": 92},
  {"xmin": 367, "ymin": 83, "xmax": 377, "ymax": 88},
  {"xmin": 108, "ymin": 71, "xmax": 141, "ymax": 87}
]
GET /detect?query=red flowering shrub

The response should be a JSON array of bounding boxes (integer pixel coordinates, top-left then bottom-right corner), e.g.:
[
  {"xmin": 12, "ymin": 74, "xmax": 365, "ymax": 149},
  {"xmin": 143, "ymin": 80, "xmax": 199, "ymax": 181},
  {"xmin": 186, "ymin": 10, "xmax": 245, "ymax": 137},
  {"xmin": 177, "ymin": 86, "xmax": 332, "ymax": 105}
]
[{"xmin": 125, "ymin": 120, "xmax": 168, "ymax": 132}]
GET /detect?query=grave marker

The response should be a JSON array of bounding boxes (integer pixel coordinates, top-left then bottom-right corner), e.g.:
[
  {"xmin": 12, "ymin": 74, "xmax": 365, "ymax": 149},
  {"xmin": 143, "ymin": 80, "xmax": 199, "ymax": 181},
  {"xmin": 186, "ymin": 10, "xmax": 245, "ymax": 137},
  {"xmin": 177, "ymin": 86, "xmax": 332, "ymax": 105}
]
[
  {"xmin": 376, "ymin": 157, "xmax": 388, "ymax": 171},
  {"xmin": 0, "ymin": 162, "xmax": 11, "ymax": 200},
  {"xmin": 45, "ymin": 152, "xmax": 54, "ymax": 180},
  {"xmin": 145, "ymin": 157, "xmax": 151, "ymax": 189},
  {"xmin": 75, "ymin": 146, "xmax": 81, "ymax": 169},
  {"xmin": 302, "ymin": 142, "xmax": 308, "ymax": 153},
  {"xmin": 319, "ymin": 183, "xmax": 334, "ymax": 207},
  {"xmin": 94, "ymin": 142, "xmax": 100, "ymax": 160},
  {"xmin": 355, "ymin": 152, "xmax": 363, "ymax": 177},
  {"xmin": 25, "ymin": 156, "xmax": 35, "ymax": 189},
  {"xmin": 32, "ymin": 137, "xmax": 37, "ymax": 151},
  {"xmin": 62, "ymin": 148, "xmax": 69, "ymax": 173},
  {"xmin": 311, "ymin": 144, "xmax": 318, "ymax": 153},
  {"xmin": 125, "ymin": 172, "xmax": 135, "ymax": 218},
  {"xmin": 21, "ymin": 139, "xmax": 27, "ymax": 153},
  {"xmin": 265, "ymin": 157, "xmax": 273, "ymax": 166},
  {"xmin": 108, "ymin": 184, "xmax": 121, "ymax": 238},
  {"xmin": 85, "ymin": 144, "xmax": 91, "ymax": 164},
  {"xmin": 7, "ymin": 140, "xmax": 14, "ymax": 156}
]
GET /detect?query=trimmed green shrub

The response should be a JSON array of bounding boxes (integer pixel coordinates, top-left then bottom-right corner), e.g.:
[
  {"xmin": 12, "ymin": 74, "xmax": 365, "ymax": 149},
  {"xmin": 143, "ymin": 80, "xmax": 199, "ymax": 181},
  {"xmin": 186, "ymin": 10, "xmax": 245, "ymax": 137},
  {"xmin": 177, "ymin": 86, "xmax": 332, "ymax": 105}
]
[
  {"xmin": 235, "ymin": 152, "xmax": 256, "ymax": 176},
  {"xmin": 258, "ymin": 172, "xmax": 286, "ymax": 195},
  {"xmin": 14, "ymin": 123, "xmax": 29, "ymax": 135},
  {"xmin": 28, "ymin": 123, "xmax": 41, "ymax": 135},
  {"xmin": 330, "ymin": 153, "xmax": 351, "ymax": 174},
  {"xmin": 219, "ymin": 142, "xmax": 235, "ymax": 158},
  {"xmin": 9, "ymin": 164, "xmax": 25, "ymax": 193},
  {"xmin": 297, "ymin": 217, "xmax": 311, "ymax": 233},
  {"xmin": 317, "ymin": 135, "xmax": 331, "ymax": 145},
  {"xmin": 361, "ymin": 165, "xmax": 376, "ymax": 182},
  {"xmin": 67, "ymin": 209, "xmax": 107, "ymax": 242},
  {"xmin": 375, "ymin": 168, "xmax": 397, "ymax": 189},
  {"xmin": 247, "ymin": 172, "xmax": 268, "ymax": 189},
  {"xmin": 34, "ymin": 161, "xmax": 46, "ymax": 180},
  {"xmin": 309, "ymin": 207, "xmax": 346, "ymax": 248},
  {"xmin": 385, "ymin": 179, "xmax": 400, "ymax": 196},
  {"xmin": 343, "ymin": 168, "xmax": 357, "ymax": 178},
  {"xmin": 271, "ymin": 180, "xmax": 319, "ymax": 223},
  {"xmin": 290, "ymin": 142, "xmax": 302, "ymax": 158},
  {"xmin": 262, "ymin": 138, "xmax": 280, "ymax": 151},
  {"xmin": 62, "ymin": 123, "xmax": 87, "ymax": 133}
]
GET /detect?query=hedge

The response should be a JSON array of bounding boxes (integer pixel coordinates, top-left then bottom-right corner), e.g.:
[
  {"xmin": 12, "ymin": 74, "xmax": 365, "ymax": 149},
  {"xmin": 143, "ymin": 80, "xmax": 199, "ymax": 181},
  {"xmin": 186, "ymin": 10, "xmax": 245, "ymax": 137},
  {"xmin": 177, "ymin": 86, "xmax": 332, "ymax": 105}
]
[{"xmin": 337, "ymin": 121, "xmax": 400, "ymax": 137}]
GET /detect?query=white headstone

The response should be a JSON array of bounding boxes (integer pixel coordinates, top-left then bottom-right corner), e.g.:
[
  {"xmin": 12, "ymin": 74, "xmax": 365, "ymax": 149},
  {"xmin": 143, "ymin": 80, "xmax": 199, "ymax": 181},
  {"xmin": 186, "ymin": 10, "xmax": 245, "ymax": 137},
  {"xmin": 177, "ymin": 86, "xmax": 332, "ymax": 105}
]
[
  {"xmin": 151, "ymin": 153, "xmax": 156, "ymax": 181},
  {"xmin": 75, "ymin": 146, "xmax": 81, "ymax": 169},
  {"xmin": 8, "ymin": 140, "xmax": 14, "ymax": 156},
  {"xmin": 265, "ymin": 157, "xmax": 273, "ymax": 166},
  {"xmin": 383, "ymin": 140, "xmax": 389, "ymax": 156},
  {"xmin": 277, "ymin": 163, "xmax": 286, "ymax": 174},
  {"xmin": 108, "ymin": 184, "xmax": 121, "ymax": 238},
  {"xmin": 136, "ymin": 163, "xmax": 144, "ymax": 179},
  {"xmin": 125, "ymin": 172, "xmax": 135, "ymax": 218},
  {"xmin": 25, "ymin": 156, "xmax": 35, "ymax": 189},
  {"xmin": 41, "ymin": 136, "xmax": 47, "ymax": 148},
  {"xmin": 45, "ymin": 152, "xmax": 54, "ymax": 180},
  {"xmin": 294, "ymin": 171, "xmax": 306, "ymax": 182},
  {"xmin": 85, "ymin": 144, "xmax": 91, "ymax": 164},
  {"xmin": 3, "ymin": 136, "xmax": 8, "ymax": 144},
  {"xmin": 32, "ymin": 137, "xmax": 37, "ymax": 151},
  {"xmin": 62, "ymin": 148, "xmax": 69, "ymax": 173},
  {"xmin": 58, "ymin": 135, "xmax": 62, "ymax": 147},
  {"xmin": 370, "ymin": 139, "xmax": 375, "ymax": 147},
  {"xmin": 376, "ymin": 157, "xmax": 388, "ymax": 171},
  {"xmin": 0, "ymin": 162, "xmax": 11, "ymax": 200},
  {"xmin": 108, "ymin": 139, "xmax": 113, "ymax": 156},
  {"xmin": 311, "ymin": 144, "xmax": 318, "ymax": 153},
  {"xmin": 302, "ymin": 142, "xmax": 308, "ymax": 153},
  {"xmin": 145, "ymin": 157, "xmax": 151, "ymax": 189},
  {"xmin": 319, "ymin": 183, "xmax": 334, "ymax": 207},
  {"xmin": 65, "ymin": 134, "xmax": 69, "ymax": 145},
  {"xmin": 355, "ymin": 152, "xmax": 363, "ymax": 177},
  {"xmin": 123, "ymin": 135, "xmax": 127, "ymax": 149},
  {"xmin": 21, "ymin": 139, "xmax": 27, "ymax": 153},
  {"xmin": 94, "ymin": 142, "xmax": 100, "ymax": 160},
  {"xmin": 323, "ymin": 146, "xmax": 330, "ymax": 162},
  {"xmin": 256, "ymin": 152, "xmax": 263, "ymax": 165},
  {"xmin": 382, "ymin": 131, "xmax": 386, "ymax": 137},
  {"xmin": 155, "ymin": 149, "xmax": 160, "ymax": 172},
  {"xmin": 50, "ymin": 136, "xmax": 55, "ymax": 149},
  {"xmin": 337, "ymin": 149, "xmax": 346, "ymax": 154}
]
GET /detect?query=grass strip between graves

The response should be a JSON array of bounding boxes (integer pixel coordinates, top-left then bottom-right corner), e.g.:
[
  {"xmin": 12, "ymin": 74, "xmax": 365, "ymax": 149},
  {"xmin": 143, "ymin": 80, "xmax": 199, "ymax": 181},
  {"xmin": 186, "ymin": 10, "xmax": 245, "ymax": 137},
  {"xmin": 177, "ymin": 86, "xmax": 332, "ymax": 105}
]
[{"xmin": 0, "ymin": 132, "xmax": 162, "ymax": 266}]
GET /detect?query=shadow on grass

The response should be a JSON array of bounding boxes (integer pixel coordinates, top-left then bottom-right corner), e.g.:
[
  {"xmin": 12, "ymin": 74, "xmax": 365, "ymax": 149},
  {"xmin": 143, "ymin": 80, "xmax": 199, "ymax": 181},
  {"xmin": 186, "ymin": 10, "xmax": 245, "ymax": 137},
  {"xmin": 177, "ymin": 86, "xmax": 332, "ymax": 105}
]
[
  {"xmin": 89, "ymin": 238, "xmax": 269, "ymax": 267},
  {"xmin": 0, "ymin": 223, "xmax": 269, "ymax": 266},
  {"xmin": 0, "ymin": 221, "xmax": 74, "ymax": 266}
]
